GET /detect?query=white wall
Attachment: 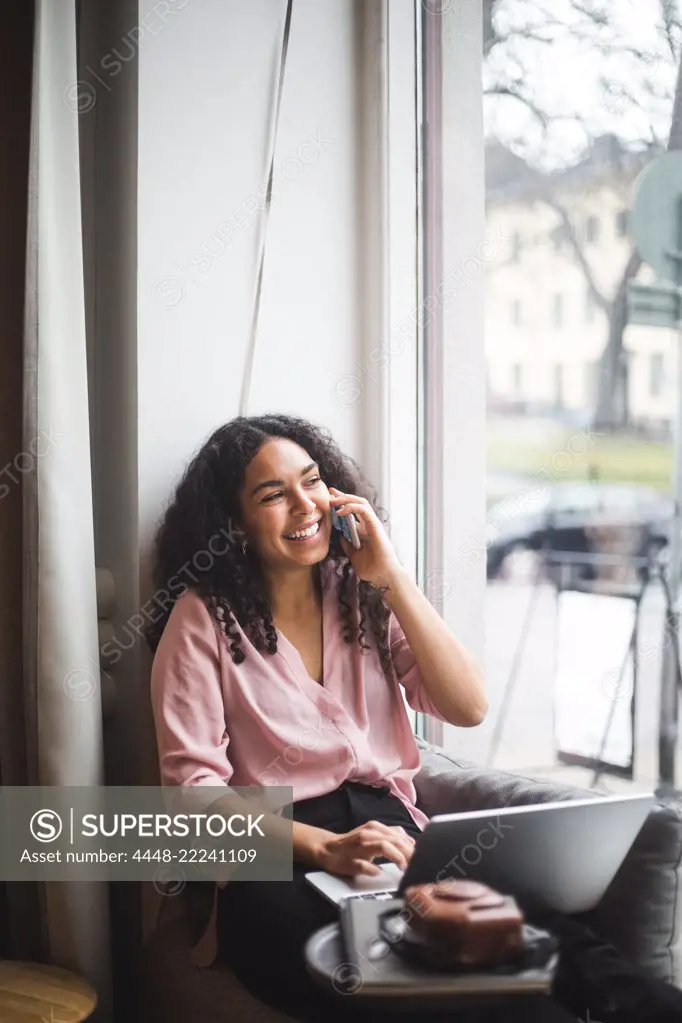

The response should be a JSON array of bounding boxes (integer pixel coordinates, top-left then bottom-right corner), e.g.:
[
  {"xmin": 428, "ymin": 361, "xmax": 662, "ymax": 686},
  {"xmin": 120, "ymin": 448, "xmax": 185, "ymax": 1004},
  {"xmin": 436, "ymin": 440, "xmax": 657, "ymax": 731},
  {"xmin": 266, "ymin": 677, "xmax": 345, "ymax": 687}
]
[
  {"xmin": 135, "ymin": 0, "xmax": 390, "ymax": 944},
  {"xmin": 136, "ymin": 0, "xmax": 425, "ymax": 752},
  {"xmin": 138, "ymin": 0, "xmax": 368, "ymax": 558}
]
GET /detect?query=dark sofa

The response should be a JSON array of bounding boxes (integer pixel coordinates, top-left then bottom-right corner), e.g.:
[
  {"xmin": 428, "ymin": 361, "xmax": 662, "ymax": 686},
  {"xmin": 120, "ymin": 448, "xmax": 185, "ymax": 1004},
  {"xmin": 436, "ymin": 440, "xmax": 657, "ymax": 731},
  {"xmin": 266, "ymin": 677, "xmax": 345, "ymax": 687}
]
[{"xmin": 141, "ymin": 737, "xmax": 682, "ymax": 1021}]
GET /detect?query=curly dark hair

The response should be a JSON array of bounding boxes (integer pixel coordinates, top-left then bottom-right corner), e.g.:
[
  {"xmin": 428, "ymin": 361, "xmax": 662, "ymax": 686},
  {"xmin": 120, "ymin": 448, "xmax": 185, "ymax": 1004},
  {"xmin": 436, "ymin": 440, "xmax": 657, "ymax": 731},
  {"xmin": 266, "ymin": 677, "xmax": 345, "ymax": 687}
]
[{"xmin": 144, "ymin": 414, "xmax": 394, "ymax": 681}]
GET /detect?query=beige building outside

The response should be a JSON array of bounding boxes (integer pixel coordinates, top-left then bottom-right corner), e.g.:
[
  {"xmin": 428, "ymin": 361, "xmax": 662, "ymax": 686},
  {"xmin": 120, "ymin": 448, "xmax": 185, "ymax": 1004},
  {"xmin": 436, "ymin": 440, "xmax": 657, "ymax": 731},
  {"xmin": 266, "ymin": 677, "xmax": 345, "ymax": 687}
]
[{"xmin": 485, "ymin": 136, "xmax": 677, "ymax": 436}]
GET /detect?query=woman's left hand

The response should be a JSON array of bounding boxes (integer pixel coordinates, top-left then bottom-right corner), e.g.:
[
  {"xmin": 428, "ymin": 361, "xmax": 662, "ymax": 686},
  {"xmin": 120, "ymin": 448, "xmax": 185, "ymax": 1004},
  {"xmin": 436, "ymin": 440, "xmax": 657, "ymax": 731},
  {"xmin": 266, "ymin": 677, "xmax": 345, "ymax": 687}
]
[{"xmin": 328, "ymin": 487, "xmax": 404, "ymax": 590}]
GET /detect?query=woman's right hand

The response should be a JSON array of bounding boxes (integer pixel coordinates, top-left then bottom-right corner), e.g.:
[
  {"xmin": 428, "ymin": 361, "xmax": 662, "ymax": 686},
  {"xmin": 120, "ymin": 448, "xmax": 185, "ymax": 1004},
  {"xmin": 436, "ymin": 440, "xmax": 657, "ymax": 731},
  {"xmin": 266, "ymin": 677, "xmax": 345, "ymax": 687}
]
[{"xmin": 316, "ymin": 819, "xmax": 416, "ymax": 877}]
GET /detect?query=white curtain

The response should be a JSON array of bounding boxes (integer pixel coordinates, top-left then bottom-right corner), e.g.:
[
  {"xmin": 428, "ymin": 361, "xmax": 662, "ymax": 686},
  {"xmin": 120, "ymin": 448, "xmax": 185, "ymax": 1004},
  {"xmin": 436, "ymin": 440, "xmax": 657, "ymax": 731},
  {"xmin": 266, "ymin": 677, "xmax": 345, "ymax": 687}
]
[{"xmin": 19, "ymin": 0, "xmax": 113, "ymax": 1017}]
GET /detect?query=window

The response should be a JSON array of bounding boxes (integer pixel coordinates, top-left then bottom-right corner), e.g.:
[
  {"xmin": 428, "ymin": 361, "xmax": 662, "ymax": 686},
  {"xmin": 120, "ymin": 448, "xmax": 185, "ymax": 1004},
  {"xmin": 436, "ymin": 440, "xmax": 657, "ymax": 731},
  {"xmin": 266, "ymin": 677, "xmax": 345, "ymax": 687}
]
[
  {"xmin": 512, "ymin": 362, "xmax": 523, "ymax": 394},
  {"xmin": 598, "ymin": 485, "xmax": 643, "ymax": 513},
  {"xmin": 551, "ymin": 482, "xmax": 603, "ymax": 514},
  {"xmin": 650, "ymin": 353, "xmax": 666, "ymax": 397},
  {"xmin": 584, "ymin": 360, "xmax": 599, "ymax": 405},
  {"xmin": 553, "ymin": 363, "xmax": 564, "ymax": 408},
  {"xmin": 550, "ymin": 222, "xmax": 569, "ymax": 250},
  {"xmin": 511, "ymin": 300, "xmax": 522, "ymax": 326},
  {"xmin": 585, "ymin": 215, "xmax": 600, "ymax": 244},
  {"xmin": 510, "ymin": 231, "xmax": 522, "ymax": 262},
  {"xmin": 552, "ymin": 293, "xmax": 563, "ymax": 327},
  {"xmin": 482, "ymin": 0, "xmax": 679, "ymax": 793}
]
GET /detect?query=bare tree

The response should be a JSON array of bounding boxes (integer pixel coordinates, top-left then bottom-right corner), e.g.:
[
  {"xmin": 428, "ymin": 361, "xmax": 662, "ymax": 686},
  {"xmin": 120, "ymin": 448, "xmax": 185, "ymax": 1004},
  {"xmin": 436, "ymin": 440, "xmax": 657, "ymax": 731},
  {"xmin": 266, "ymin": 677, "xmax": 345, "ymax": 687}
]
[
  {"xmin": 484, "ymin": 0, "xmax": 682, "ymax": 429},
  {"xmin": 596, "ymin": 48, "xmax": 682, "ymax": 428}
]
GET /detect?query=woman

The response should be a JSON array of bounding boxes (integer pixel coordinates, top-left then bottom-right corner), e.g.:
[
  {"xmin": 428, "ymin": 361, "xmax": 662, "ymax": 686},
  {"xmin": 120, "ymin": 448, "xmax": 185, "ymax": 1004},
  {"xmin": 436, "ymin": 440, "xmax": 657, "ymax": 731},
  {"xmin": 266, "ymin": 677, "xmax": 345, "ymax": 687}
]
[{"xmin": 147, "ymin": 414, "xmax": 682, "ymax": 1023}]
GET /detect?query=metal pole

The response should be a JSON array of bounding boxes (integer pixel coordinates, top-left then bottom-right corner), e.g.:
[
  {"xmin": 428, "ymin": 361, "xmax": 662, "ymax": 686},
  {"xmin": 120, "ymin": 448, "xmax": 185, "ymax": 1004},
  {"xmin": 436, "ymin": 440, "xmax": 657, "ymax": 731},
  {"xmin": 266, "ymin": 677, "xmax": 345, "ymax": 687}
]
[{"xmin": 657, "ymin": 284, "xmax": 682, "ymax": 794}]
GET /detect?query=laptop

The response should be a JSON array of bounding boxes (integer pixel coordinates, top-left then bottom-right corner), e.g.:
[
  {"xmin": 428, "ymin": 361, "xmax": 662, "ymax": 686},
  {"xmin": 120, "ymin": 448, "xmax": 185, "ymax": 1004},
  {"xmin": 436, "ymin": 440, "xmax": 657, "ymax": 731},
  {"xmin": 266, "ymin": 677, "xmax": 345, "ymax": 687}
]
[{"xmin": 305, "ymin": 792, "xmax": 654, "ymax": 915}]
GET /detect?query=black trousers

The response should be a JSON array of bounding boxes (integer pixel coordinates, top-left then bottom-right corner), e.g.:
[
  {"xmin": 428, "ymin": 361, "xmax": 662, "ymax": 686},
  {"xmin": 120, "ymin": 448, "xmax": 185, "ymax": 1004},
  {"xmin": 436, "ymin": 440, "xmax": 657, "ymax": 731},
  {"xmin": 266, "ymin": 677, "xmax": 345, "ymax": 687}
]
[{"xmin": 216, "ymin": 780, "xmax": 682, "ymax": 1023}]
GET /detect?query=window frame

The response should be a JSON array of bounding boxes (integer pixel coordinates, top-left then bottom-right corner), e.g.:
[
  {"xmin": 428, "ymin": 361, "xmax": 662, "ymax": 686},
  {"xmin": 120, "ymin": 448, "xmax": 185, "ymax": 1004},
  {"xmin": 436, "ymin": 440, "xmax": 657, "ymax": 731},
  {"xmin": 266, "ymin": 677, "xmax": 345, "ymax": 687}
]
[
  {"xmin": 554, "ymin": 362, "xmax": 564, "ymax": 408},
  {"xmin": 553, "ymin": 292, "xmax": 564, "ymax": 328},
  {"xmin": 512, "ymin": 362, "xmax": 523, "ymax": 395},
  {"xmin": 649, "ymin": 352, "xmax": 666, "ymax": 398},
  {"xmin": 585, "ymin": 214, "xmax": 600, "ymax": 245},
  {"xmin": 373, "ymin": 0, "xmax": 486, "ymax": 748},
  {"xmin": 365, "ymin": 0, "xmax": 421, "ymax": 733},
  {"xmin": 417, "ymin": 0, "xmax": 486, "ymax": 750}
]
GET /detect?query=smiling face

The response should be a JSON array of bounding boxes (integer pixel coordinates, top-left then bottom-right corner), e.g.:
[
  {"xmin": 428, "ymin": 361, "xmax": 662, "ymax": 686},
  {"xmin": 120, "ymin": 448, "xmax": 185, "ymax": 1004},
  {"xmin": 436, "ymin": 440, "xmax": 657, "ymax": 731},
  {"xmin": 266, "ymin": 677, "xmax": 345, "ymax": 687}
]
[{"xmin": 237, "ymin": 438, "xmax": 331, "ymax": 571}]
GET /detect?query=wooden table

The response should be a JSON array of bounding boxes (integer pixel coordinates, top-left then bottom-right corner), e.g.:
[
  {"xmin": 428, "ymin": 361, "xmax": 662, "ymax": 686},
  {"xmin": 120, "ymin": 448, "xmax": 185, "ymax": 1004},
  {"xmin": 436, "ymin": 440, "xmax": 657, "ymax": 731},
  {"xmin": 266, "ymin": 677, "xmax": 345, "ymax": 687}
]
[{"xmin": 0, "ymin": 960, "xmax": 97, "ymax": 1022}]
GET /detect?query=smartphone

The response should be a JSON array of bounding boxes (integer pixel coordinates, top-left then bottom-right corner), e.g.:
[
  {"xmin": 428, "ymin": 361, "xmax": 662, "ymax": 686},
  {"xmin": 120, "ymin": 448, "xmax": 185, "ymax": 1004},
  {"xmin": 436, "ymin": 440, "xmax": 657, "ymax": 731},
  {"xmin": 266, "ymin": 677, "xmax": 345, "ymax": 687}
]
[{"xmin": 331, "ymin": 505, "xmax": 362, "ymax": 550}]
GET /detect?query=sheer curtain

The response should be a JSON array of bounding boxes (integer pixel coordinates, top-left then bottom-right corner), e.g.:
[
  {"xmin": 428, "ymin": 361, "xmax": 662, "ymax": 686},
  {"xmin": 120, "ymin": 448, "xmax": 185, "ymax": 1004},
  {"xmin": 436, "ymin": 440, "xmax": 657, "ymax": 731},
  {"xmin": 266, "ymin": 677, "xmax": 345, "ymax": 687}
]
[{"xmin": 0, "ymin": 0, "xmax": 113, "ymax": 1018}]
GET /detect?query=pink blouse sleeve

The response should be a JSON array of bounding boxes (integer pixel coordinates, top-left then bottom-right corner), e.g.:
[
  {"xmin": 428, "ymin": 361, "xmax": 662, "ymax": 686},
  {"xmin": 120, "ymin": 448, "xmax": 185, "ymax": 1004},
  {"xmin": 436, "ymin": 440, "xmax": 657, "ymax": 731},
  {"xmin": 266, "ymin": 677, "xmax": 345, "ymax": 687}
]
[
  {"xmin": 150, "ymin": 591, "xmax": 234, "ymax": 788},
  {"xmin": 388, "ymin": 611, "xmax": 451, "ymax": 722}
]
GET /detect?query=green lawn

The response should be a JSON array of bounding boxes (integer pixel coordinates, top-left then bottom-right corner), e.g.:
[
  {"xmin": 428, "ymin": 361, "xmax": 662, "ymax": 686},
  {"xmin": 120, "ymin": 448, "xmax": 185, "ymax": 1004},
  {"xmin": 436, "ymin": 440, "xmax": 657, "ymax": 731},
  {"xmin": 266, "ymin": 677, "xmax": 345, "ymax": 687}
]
[{"xmin": 488, "ymin": 429, "xmax": 673, "ymax": 493}]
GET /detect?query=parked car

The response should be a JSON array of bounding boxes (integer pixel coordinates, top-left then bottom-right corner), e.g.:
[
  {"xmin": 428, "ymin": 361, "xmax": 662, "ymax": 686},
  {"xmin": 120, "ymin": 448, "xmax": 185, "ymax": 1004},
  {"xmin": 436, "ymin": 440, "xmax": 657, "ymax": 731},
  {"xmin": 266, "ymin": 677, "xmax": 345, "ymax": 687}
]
[{"xmin": 486, "ymin": 481, "xmax": 673, "ymax": 584}]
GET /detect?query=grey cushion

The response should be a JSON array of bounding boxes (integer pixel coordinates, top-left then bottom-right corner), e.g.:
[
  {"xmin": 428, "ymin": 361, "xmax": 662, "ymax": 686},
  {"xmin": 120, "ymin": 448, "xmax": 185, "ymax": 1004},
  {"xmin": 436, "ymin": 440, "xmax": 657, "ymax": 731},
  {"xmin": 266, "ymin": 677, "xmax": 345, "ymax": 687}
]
[
  {"xmin": 413, "ymin": 738, "xmax": 682, "ymax": 986},
  {"xmin": 589, "ymin": 799, "xmax": 682, "ymax": 984}
]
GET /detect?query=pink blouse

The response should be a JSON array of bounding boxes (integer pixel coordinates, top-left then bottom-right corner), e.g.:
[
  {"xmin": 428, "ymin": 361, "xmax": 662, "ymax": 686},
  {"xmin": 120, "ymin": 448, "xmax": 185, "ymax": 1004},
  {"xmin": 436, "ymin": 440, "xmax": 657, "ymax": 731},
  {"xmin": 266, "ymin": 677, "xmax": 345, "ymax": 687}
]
[{"xmin": 149, "ymin": 557, "xmax": 449, "ymax": 965}]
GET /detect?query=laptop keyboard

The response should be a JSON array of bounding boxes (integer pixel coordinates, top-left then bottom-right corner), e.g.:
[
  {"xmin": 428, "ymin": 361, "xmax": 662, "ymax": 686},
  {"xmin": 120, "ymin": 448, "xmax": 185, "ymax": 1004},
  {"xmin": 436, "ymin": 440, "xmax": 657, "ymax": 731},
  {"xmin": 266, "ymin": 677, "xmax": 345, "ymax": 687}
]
[{"xmin": 347, "ymin": 890, "xmax": 397, "ymax": 901}]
